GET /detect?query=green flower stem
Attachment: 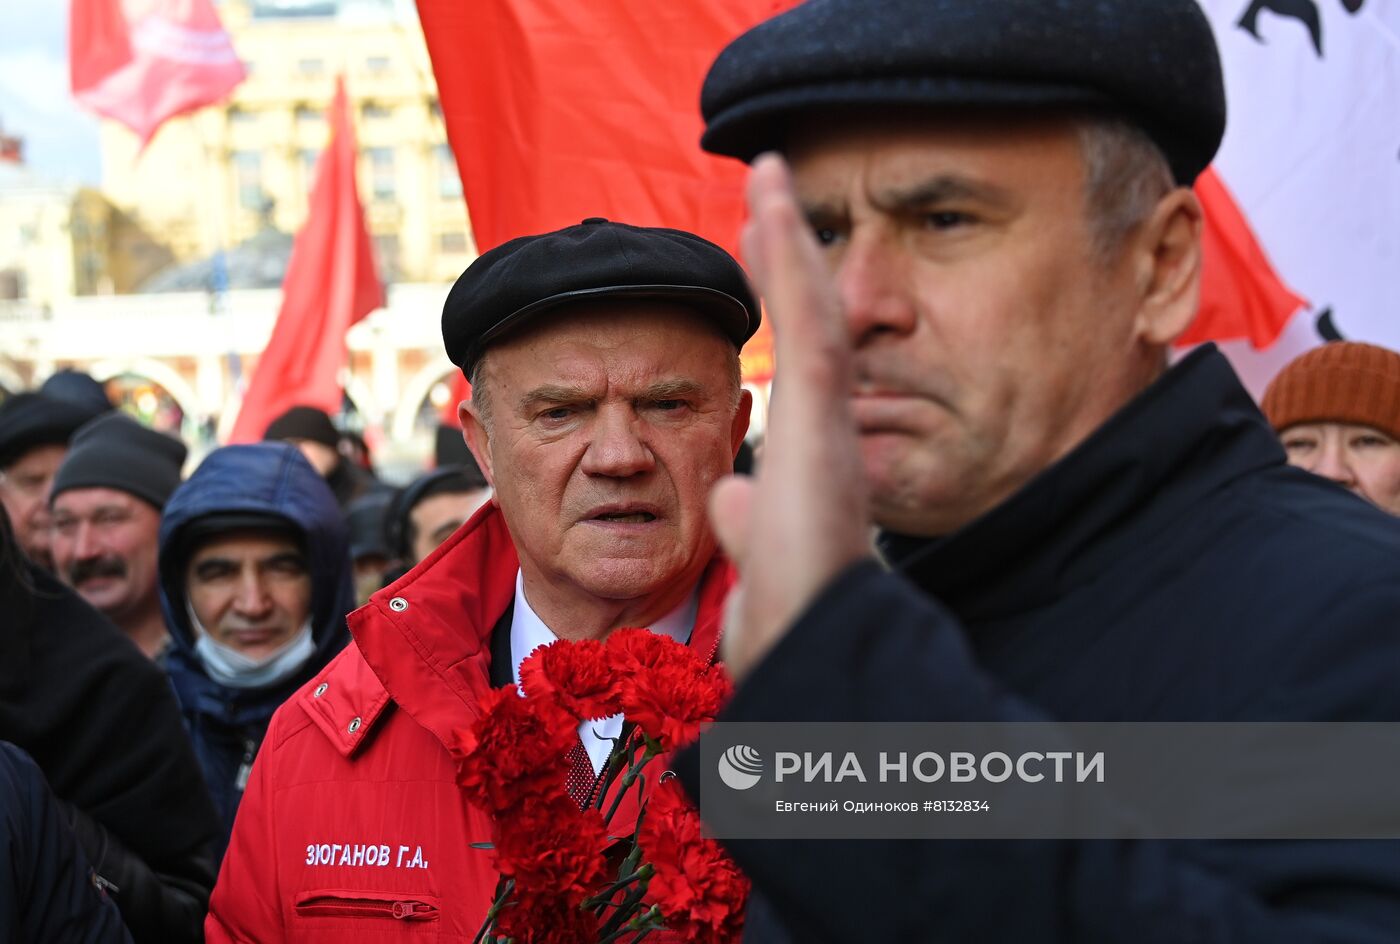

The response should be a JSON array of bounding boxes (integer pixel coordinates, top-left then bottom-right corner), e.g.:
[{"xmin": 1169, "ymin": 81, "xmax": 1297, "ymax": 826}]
[
  {"xmin": 603, "ymin": 747, "xmax": 657, "ymax": 827},
  {"xmin": 597, "ymin": 885, "xmax": 650, "ymax": 938},
  {"xmin": 593, "ymin": 732, "xmax": 637, "ymax": 811},
  {"xmin": 598, "ymin": 905, "xmax": 664, "ymax": 944},
  {"xmin": 582, "ymin": 863, "xmax": 655, "ymax": 909},
  {"xmin": 470, "ymin": 877, "xmax": 515, "ymax": 944}
]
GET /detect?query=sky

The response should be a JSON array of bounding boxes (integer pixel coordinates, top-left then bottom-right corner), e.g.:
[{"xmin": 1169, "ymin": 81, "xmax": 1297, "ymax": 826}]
[{"xmin": 0, "ymin": 0, "xmax": 102, "ymax": 185}]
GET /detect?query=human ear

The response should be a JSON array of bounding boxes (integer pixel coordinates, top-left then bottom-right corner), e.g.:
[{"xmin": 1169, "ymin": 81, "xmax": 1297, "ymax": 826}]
[
  {"xmin": 1131, "ymin": 187, "xmax": 1203, "ymax": 347},
  {"xmin": 459, "ymin": 399, "xmax": 496, "ymax": 491}
]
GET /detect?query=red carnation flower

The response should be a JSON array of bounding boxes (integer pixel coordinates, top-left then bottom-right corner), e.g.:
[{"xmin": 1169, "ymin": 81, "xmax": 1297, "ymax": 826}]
[
  {"xmin": 621, "ymin": 660, "xmax": 731, "ymax": 750},
  {"xmin": 457, "ymin": 685, "xmax": 577, "ymax": 815},
  {"xmin": 493, "ymin": 797, "xmax": 611, "ymax": 898},
  {"xmin": 491, "ymin": 799, "xmax": 608, "ymax": 944},
  {"xmin": 495, "ymin": 888, "xmax": 601, "ymax": 944},
  {"xmin": 640, "ymin": 779, "xmax": 748, "ymax": 943},
  {"xmin": 521, "ymin": 638, "xmax": 623, "ymax": 720},
  {"xmin": 606, "ymin": 627, "xmax": 682, "ymax": 672}
]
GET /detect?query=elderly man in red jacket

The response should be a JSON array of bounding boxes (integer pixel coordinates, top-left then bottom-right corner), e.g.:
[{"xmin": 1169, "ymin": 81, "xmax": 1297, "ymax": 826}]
[{"xmin": 206, "ymin": 218, "xmax": 756, "ymax": 941}]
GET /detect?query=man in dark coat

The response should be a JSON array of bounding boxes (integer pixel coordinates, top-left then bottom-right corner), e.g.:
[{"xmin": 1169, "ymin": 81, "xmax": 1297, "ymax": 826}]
[
  {"xmin": 50, "ymin": 413, "xmax": 188, "ymax": 661},
  {"xmin": 158, "ymin": 442, "xmax": 353, "ymax": 858},
  {"xmin": 0, "ymin": 505, "xmax": 219, "ymax": 943},
  {"xmin": 0, "ymin": 741, "xmax": 131, "ymax": 944},
  {"xmin": 0, "ymin": 391, "xmax": 106, "ymax": 570},
  {"xmin": 681, "ymin": 0, "xmax": 1400, "ymax": 940}
]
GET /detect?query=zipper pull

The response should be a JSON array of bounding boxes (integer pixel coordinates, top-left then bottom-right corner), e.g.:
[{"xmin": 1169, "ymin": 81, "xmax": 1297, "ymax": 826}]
[{"xmin": 235, "ymin": 738, "xmax": 256, "ymax": 792}]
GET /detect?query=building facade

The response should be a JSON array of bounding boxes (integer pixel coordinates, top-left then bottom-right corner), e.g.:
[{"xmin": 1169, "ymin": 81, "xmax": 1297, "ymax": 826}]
[
  {"xmin": 99, "ymin": 0, "xmax": 474, "ymax": 285},
  {"xmin": 0, "ymin": 282, "xmax": 460, "ymax": 474}
]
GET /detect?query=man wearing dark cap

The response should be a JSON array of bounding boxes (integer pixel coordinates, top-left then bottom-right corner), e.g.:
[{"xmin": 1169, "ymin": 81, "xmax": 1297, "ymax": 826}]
[
  {"xmin": 387, "ymin": 462, "xmax": 492, "ymax": 568},
  {"xmin": 263, "ymin": 405, "xmax": 385, "ymax": 509},
  {"xmin": 50, "ymin": 413, "xmax": 188, "ymax": 661},
  {"xmin": 157, "ymin": 443, "xmax": 352, "ymax": 860},
  {"xmin": 0, "ymin": 392, "xmax": 107, "ymax": 570},
  {"xmin": 39, "ymin": 369, "xmax": 114, "ymax": 416},
  {"xmin": 207, "ymin": 218, "xmax": 756, "ymax": 941},
  {"xmin": 673, "ymin": 0, "xmax": 1400, "ymax": 940}
]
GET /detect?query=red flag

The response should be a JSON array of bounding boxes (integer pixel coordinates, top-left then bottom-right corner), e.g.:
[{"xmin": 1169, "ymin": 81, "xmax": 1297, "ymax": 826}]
[
  {"xmin": 440, "ymin": 374, "xmax": 470, "ymax": 426},
  {"xmin": 229, "ymin": 78, "xmax": 383, "ymax": 444},
  {"xmin": 69, "ymin": 0, "xmax": 247, "ymax": 146},
  {"xmin": 1178, "ymin": 166, "xmax": 1307, "ymax": 350},
  {"xmin": 416, "ymin": 0, "xmax": 795, "ymax": 391}
]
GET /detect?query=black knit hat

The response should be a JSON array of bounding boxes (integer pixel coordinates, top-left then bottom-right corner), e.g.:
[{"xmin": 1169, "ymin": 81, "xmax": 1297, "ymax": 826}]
[
  {"xmin": 0, "ymin": 392, "xmax": 106, "ymax": 470},
  {"xmin": 263, "ymin": 406, "xmax": 340, "ymax": 450},
  {"xmin": 700, "ymin": 0, "xmax": 1226, "ymax": 185},
  {"xmin": 50, "ymin": 413, "xmax": 188, "ymax": 511},
  {"xmin": 442, "ymin": 218, "xmax": 761, "ymax": 375}
]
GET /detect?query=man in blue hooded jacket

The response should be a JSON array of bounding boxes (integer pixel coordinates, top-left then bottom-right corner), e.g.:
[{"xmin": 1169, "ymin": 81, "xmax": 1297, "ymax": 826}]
[{"xmin": 157, "ymin": 443, "xmax": 352, "ymax": 858}]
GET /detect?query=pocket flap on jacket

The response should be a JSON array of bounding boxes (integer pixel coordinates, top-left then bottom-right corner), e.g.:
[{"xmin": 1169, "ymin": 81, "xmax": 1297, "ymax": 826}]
[{"xmin": 295, "ymin": 887, "xmax": 440, "ymax": 921}]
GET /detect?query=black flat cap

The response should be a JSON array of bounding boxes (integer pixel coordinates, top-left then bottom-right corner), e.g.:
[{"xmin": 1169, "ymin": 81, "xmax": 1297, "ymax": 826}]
[
  {"xmin": 39, "ymin": 369, "xmax": 112, "ymax": 415},
  {"xmin": 51, "ymin": 413, "xmax": 188, "ymax": 510},
  {"xmin": 442, "ymin": 218, "xmax": 760, "ymax": 375},
  {"xmin": 0, "ymin": 393, "xmax": 106, "ymax": 469},
  {"xmin": 700, "ymin": 0, "xmax": 1226, "ymax": 185}
]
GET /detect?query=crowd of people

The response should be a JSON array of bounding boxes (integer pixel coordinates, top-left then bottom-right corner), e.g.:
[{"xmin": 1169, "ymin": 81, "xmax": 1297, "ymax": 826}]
[
  {"xmin": 0, "ymin": 387, "xmax": 495, "ymax": 940},
  {"xmin": 3, "ymin": 0, "xmax": 1400, "ymax": 940}
]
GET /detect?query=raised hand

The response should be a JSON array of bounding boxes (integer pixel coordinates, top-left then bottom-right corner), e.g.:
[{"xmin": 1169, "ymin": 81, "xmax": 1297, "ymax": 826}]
[{"xmin": 709, "ymin": 153, "xmax": 872, "ymax": 680}]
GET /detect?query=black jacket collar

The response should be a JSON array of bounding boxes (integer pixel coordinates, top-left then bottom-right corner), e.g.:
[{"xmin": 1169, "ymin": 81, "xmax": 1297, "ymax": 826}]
[{"xmin": 879, "ymin": 345, "xmax": 1286, "ymax": 622}]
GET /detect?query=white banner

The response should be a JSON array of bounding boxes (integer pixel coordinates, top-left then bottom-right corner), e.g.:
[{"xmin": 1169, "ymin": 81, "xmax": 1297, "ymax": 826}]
[{"xmin": 1197, "ymin": 0, "xmax": 1400, "ymax": 394}]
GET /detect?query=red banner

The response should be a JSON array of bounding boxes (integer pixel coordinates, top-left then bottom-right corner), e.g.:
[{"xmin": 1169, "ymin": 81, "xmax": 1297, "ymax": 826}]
[
  {"xmin": 70, "ymin": 0, "xmax": 246, "ymax": 146},
  {"xmin": 416, "ymin": 0, "xmax": 795, "ymax": 389},
  {"xmin": 229, "ymin": 78, "xmax": 383, "ymax": 443}
]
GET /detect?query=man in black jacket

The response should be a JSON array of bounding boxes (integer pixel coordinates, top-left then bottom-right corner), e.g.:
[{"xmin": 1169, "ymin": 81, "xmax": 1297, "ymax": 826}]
[
  {"xmin": 685, "ymin": 0, "xmax": 1400, "ymax": 940},
  {"xmin": 0, "ymin": 741, "xmax": 131, "ymax": 943},
  {"xmin": 0, "ymin": 506, "xmax": 220, "ymax": 943}
]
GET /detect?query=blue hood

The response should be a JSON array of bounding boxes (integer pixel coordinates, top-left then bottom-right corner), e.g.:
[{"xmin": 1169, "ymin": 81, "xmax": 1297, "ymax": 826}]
[{"xmin": 158, "ymin": 443, "xmax": 352, "ymax": 710}]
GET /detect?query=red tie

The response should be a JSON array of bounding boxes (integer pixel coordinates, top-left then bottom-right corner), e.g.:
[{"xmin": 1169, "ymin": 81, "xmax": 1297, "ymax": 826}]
[{"xmin": 565, "ymin": 738, "xmax": 597, "ymax": 808}]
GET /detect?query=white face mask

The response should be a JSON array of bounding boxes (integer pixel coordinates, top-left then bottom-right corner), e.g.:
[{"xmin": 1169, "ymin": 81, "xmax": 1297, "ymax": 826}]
[{"xmin": 188, "ymin": 600, "xmax": 316, "ymax": 690}]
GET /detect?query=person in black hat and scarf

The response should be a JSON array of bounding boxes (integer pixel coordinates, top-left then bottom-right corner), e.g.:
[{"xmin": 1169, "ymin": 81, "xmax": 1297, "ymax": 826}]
[
  {"xmin": 50, "ymin": 414, "xmax": 188, "ymax": 661},
  {"xmin": 675, "ymin": 0, "xmax": 1400, "ymax": 940}
]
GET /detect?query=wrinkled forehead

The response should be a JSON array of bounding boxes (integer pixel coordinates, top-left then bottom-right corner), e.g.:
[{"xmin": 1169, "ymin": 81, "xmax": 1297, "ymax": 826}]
[
  {"xmin": 480, "ymin": 299, "xmax": 739, "ymax": 395},
  {"xmin": 785, "ymin": 108, "xmax": 1090, "ymax": 192}
]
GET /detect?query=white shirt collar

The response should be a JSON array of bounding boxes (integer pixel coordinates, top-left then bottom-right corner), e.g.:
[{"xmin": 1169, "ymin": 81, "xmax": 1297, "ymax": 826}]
[{"xmin": 510, "ymin": 569, "xmax": 699, "ymax": 773}]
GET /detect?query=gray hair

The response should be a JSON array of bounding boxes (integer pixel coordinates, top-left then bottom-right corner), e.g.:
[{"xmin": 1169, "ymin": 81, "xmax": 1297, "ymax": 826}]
[{"xmin": 1076, "ymin": 116, "xmax": 1176, "ymax": 262}]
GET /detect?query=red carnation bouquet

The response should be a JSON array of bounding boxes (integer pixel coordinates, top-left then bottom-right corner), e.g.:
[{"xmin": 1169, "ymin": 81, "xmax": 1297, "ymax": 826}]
[{"xmin": 459, "ymin": 628, "xmax": 749, "ymax": 944}]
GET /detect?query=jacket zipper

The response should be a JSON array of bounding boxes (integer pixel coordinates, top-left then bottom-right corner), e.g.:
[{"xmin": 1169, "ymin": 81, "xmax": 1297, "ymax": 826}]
[
  {"xmin": 297, "ymin": 896, "xmax": 438, "ymax": 920},
  {"xmin": 235, "ymin": 738, "xmax": 256, "ymax": 792}
]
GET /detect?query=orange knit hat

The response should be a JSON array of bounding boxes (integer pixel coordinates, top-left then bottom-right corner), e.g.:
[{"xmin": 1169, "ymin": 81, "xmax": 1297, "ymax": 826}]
[{"xmin": 1261, "ymin": 341, "xmax": 1400, "ymax": 441}]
